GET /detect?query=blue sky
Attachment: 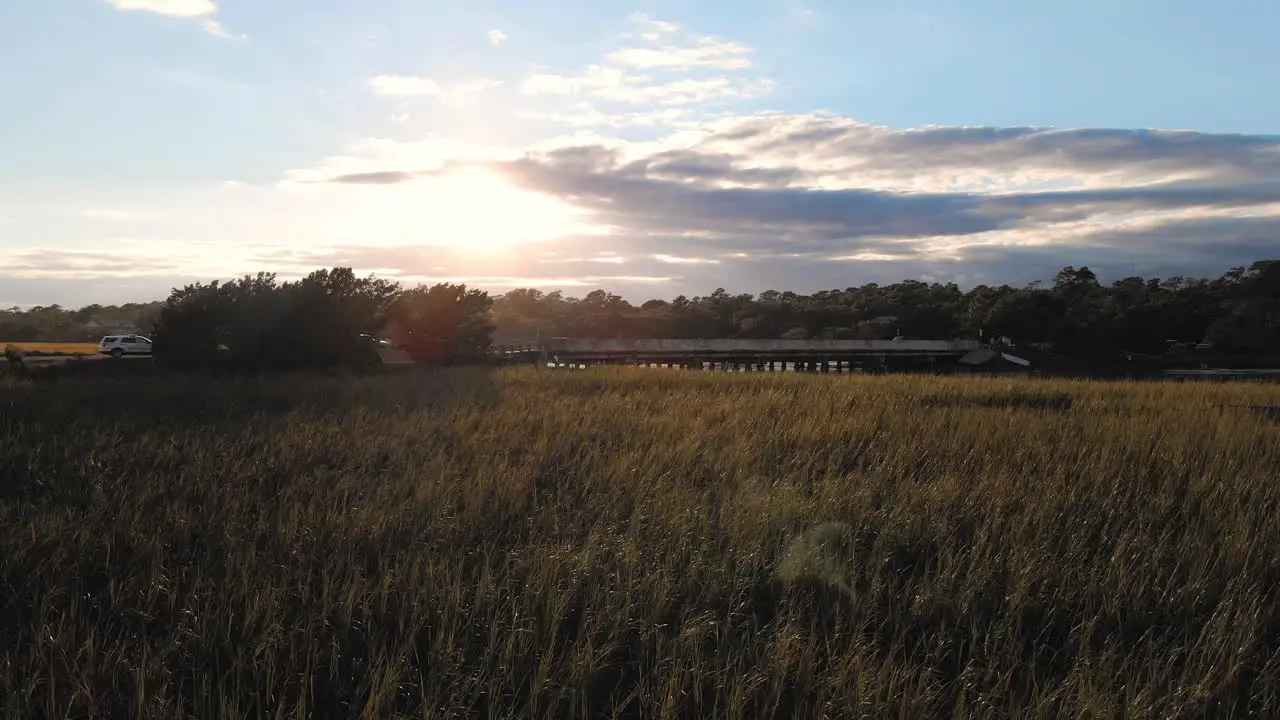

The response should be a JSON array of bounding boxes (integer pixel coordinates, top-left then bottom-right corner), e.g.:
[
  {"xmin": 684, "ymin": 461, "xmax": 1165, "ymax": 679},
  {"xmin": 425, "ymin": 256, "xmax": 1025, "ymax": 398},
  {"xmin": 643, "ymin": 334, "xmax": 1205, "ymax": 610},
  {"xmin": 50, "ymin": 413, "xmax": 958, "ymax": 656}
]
[{"xmin": 2, "ymin": 0, "xmax": 1279, "ymax": 307}]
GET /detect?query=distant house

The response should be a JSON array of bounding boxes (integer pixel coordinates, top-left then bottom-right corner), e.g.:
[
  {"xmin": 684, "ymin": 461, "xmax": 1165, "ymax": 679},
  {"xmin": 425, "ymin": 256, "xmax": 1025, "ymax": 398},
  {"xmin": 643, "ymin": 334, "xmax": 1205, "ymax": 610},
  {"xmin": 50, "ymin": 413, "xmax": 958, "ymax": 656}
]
[{"xmin": 957, "ymin": 348, "xmax": 1032, "ymax": 376}]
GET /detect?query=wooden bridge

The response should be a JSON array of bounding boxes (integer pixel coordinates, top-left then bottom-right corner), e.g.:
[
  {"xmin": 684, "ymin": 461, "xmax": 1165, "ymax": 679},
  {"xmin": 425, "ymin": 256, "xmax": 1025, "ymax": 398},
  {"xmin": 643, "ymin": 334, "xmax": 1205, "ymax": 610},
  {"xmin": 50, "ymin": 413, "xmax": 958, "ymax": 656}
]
[{"xmin": 492, "ymin": 338, "xmax": 983, "ymax": 372}]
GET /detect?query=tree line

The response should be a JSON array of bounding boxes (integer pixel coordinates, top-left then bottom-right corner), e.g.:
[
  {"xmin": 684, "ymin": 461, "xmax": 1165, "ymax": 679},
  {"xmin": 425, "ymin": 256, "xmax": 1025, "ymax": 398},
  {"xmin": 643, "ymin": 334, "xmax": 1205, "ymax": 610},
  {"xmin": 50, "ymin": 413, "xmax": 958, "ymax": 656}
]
[
  {"xmin": 4, "ymin": 259, "xmax": 1278, "ymax": 371},
  {"xmin": 490, "ymin": 260, "xmax": 1280, "ymax": 363},
  {"xmin": 0, "ymin": 302, "xmax": 163, "ymax": 343}
]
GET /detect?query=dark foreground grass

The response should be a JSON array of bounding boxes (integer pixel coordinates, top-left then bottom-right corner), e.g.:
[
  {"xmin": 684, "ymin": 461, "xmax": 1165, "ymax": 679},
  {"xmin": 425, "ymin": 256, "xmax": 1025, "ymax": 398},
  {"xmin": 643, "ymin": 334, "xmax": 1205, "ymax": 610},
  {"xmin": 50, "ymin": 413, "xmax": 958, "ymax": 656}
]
[{"xmin": 3, "ymin": 369, "xmax": 1280, "ymax": 719}]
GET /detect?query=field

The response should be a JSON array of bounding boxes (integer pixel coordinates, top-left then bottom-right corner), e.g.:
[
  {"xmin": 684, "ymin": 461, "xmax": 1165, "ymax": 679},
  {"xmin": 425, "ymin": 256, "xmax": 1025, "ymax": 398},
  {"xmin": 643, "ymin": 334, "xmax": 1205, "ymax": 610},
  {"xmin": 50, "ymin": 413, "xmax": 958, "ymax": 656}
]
[
  {"xmin": 3, "ymin": 369, "xmax": 1280, "ymax": 719},
  {"xmin": 3, "ymin": 342, "xmax": 99, "ymax": 355}
]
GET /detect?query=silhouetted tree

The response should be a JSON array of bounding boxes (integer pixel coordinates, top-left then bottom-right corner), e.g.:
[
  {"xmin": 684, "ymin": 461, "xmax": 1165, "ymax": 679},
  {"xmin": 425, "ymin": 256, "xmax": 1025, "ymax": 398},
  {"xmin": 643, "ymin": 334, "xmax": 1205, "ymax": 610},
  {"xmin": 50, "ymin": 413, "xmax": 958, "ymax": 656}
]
[
  {"xmin": 151, "ymin": 268, "xmax": 400, "ymax": 372},
  {"xmin": 385, "ymin": 283, "xmax": 494, "ymax": 364}
]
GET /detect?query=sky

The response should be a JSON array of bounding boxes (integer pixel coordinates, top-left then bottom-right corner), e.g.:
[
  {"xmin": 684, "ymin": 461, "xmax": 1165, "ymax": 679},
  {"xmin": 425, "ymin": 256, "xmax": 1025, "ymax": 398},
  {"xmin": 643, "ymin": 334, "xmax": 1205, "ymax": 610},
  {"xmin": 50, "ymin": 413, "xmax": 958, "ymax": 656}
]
[{"xmin": 2, "ymin": 0, "xmax": 1279, "ymax": 308}]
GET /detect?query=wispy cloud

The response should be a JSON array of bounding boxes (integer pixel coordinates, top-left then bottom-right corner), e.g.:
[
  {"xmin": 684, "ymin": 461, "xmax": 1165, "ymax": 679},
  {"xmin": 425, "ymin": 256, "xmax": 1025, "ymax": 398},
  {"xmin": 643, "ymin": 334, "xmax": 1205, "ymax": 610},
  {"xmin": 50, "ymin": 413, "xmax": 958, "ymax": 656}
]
[
  {"xmin": 520, "ymin": 104, "xmax": 697, "ymax": 129},
  {"xmin": 652, "ymin": 254, "xmax": 722, "ymax": 265},
  {"xmin": 105, "ymin": 0, "xmax": 215, "ymax": 18},
  {"xmin": 549, "ymin": 255, "xmax": 627, "ymax": 264},
  {"xmin": 369, "ymin": 75, "xmax": 442, "ymax": 96},
  {"xmin": 676, "ymin": 114, "xmax": 1280, "ymax": 192},
  {"xmin": 789, "ymin": 3, "xmax": 817, "ymax": 23},
  {"xmin": 606, "ymin": 38, "xmax": 755, "ymax": 70},
  {"xmin": 0, "ymin": 239, "xmax": 258, "ymax": 280},
  {"xmin": 103, "ymin": 0, "xmax": 238, "ymax": 38},
  {"xmin": 521, "ymin": 68, "xmax": 769, "ymax": 106},
  {"xmin": 201, "ymin": 18, "xmax": 235, "ymax": 39},
  {"xmin": 518, "ymin": 14, "xmax": 772, "ymax": 125},
  {"xmin": 520, "ymin": 66, "xmax": 627, "ymax": 96},
  {"xmin": 628, "ymin": 13, "xmax": 680, "ymax": 38},
  {"xmin": 488, "ymin": 28, "xmax": 507, "ymax": 46},
  {"xmin": 280, "ymin": 136, "xmax": 522, "ymax": 185},
  {"xmin": 81, "ymin": 208, "xmax": 141, "ymax": 221},
  {"xmin": 369, "ymin": 75, "xmax": 502, "ymax": 102}
]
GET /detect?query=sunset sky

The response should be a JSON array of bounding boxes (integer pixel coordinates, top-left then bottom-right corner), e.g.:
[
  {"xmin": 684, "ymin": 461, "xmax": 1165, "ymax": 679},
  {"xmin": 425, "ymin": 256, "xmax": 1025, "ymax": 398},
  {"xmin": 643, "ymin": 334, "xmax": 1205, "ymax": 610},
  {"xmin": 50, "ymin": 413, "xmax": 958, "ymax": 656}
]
[{"xmin": 2, "ymin": 0, "xmax": 1279, "ymax": 307}]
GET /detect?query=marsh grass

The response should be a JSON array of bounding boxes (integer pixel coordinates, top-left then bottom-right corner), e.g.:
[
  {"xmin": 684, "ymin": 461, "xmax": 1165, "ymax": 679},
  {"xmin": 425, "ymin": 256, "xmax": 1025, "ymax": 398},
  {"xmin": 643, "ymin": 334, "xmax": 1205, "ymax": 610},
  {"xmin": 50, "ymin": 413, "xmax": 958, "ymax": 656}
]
[
  {"xmin": 3, "ymin": 369, "xmax": 1280, "ymax": 718},
  {"xmin": 4, "ymin": 342, "xmax": 99, "ymax": 356}
]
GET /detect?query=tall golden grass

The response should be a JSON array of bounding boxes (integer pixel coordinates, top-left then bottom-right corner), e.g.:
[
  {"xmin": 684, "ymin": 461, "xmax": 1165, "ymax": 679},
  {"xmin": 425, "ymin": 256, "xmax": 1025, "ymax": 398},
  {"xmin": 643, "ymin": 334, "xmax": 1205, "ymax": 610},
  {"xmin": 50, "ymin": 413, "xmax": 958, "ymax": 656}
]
[
  {"xmin": 2, "ymin": 369, "xmax": 1279, "ymax": 718},
  {"xmin": 4, "ymin": 341, "xmax": 99, "ymax": 355}
]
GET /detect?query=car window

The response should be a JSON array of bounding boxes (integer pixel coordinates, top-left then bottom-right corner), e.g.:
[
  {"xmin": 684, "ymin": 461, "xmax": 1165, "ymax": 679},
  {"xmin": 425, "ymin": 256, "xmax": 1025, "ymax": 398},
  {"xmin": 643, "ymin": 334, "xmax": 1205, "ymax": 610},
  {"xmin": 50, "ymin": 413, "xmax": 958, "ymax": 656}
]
[
  {"xmin": 102, "ymin": 336, "xmax": 117, "ymax": 343},
  {"xmin": 121, "ymin": 337, "xmax": 135, "ymax": 344}
]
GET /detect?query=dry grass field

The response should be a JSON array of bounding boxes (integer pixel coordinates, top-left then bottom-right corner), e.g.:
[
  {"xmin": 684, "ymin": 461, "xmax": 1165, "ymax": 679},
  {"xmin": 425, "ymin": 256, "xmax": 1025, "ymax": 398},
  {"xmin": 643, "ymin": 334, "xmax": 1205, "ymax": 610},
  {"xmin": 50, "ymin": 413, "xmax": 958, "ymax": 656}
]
[
  {"xmin": 3, "ymin": 342, "xmax": 99, "ymax": 355},
  {"xmin": 2, "ymin": 368, "xmax": 1279, "ymax": 718}
]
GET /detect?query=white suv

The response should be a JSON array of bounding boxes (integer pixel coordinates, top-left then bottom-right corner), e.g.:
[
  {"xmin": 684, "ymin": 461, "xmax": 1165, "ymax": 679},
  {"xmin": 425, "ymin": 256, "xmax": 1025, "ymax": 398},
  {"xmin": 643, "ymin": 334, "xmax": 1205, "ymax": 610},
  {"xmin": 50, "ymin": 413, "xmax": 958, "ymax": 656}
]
[{"xmin": 99, "ymin": 335, "xmax": 153, "ymax": 358}]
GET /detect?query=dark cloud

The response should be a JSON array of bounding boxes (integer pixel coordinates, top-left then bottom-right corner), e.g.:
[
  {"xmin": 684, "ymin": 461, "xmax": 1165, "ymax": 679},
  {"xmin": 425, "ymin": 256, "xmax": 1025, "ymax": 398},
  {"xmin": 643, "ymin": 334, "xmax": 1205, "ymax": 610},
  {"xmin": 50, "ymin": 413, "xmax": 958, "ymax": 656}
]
[
  {"xmin": 322, "ymin": 171, "xmax": 425, "ymax": 185},
  {"xmin": 178, "ymin": 116, "xmax": 1280, "ymax": 301},
  {"xmin": 621, "ymin": 149, "xmax": 806, "ymax": 186},
  {"xmin": 717, "ymin": 116, "xmax": 1280, "ymax": 183},
  {"xmin": 295, "ymin": 113, "xmax": 1280, "ymax": 295},
  {"xmin": 487, "ymin": 151, "xmax": 1280, "ymax": 252},
  {"xmin": 303, "ymin": 119, "xmax": 1278, "ymax": 257},
  {"xmin": 498, "ymin": 157, "xmax": 989, "ymax": 237}
]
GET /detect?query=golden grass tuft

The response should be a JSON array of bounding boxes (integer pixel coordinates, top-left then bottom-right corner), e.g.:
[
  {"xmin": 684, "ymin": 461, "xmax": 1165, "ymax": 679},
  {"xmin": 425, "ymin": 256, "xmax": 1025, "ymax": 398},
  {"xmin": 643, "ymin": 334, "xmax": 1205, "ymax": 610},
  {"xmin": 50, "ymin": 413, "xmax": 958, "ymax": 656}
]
[
  {"xmin": 4, "ymin": 342, "xmax": 100, "ymax": 355},
  {"xmin": 2, "ymin": 368, "xmax": 1279, "ymax": 718}
]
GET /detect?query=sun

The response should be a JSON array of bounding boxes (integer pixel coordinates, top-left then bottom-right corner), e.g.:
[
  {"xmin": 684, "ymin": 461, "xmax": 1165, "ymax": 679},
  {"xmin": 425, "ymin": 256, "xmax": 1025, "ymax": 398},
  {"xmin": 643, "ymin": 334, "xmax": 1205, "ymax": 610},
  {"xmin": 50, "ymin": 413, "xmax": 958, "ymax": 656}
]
[{"xmin": 343, "ymin": 167, "xmax": 598, "ymax": 253}]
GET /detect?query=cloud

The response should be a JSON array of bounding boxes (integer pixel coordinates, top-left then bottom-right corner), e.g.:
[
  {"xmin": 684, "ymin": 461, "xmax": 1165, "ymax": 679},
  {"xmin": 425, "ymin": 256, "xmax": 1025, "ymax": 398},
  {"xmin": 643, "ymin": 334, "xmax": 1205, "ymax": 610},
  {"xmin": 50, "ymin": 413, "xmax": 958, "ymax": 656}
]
[
  {"xmin": 652, "ymin": 254, "xmax": 721, "ymax": 265},
  {"xmin": 0, "ymin": 249, "xmax": 179, "ymax": 279},
  {"xmin": 517, "ymin": 13, "xmax": 771, "ymax": 124},
  {"xmin": 520, "ymin": 66, "xmax": 627, "ymax": 96},
  {"xmin": 200, "ymin": 18, "xmax": 237, "ymax": 39},
  {"xmin": 321, "ymin": 171, "xmax": 423, "ymax": 185},
  {"xmin": 245, "ymin": 242, "xmax": 675, "ymax": 289},
  {"xmin": 252, "ymin": 13, "xmax": 1280, "ymax": 297},
  {"xmin": 105, "ymin": 0, "xmax": 215, "ymax": 17},
  {"xmin": 789, "ymin": 3, "xmax": 817, "ymax": 22},
  {"xmin": 0, "ymin": 239, "xmax": 258, "ymax": 284},
  {"xmin": 606, "ymin": 38, "xmax": 754, "ymax": 70},
  {"xmin": 547, "ymin": 255, "xmax": 627, "ymax": 264},
  {"xmin": 103, "ymin": 0, "xmax": 238, "ymax": 38},
  {"xmin": 369, "ymin": 75, "xmax": 443, "ymax": 96},
  {"xmin": 679, "ymin": 114, "xmax": 1280, "ymax": 192},
  {"xmin": 298, "ymin": 111, "xmax": 1280, "ymax": 289},
  {"xmin": 520, "ymin": 66, "xmax": 770, "ymax": 106},
  {"xmin": 488, "ymin": 29, "xmax": 507, "ymax": 46},
  {"xmin": 81, "ymin": 208, "xmax": 141, "ymax": 221},
  {"xmin": 520, "ymin": 104, "xmax": 697, "ymax": 129},
  {"xmin": 628, "ymin": 13, "xmax": 680, "ymax": 37},
  {"xmin": 369, "ymin": 75, "xmax": 502, "ymax": 102},
  {"xmin": 279, "ymin": 136, "xmax": 523, "ymax": 185},
  {"xmin": 484, "ymin": 146, "xmax": 1280, "ymax": 256}
]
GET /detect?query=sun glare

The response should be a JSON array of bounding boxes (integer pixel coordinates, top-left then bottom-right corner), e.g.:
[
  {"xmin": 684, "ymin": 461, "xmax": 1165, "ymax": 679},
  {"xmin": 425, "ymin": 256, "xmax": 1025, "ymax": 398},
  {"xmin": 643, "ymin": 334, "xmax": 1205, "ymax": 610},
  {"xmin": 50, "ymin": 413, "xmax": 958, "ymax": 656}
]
[{"xmin": 342, "ymin": 167, "xmax": 600, "ymax": 253}]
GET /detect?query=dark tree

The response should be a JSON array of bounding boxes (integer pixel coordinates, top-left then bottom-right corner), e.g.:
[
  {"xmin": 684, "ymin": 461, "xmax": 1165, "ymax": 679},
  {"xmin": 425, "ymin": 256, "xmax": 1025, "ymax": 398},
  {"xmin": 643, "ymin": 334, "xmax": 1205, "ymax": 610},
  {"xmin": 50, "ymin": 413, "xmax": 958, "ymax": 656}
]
[
  {"xmin": 151, "ymin": 268, "xmax": 400, "ymax": 372},
  {"xmin": 386, "ymin": 283, "xmax": 494, "ymax": 364}
]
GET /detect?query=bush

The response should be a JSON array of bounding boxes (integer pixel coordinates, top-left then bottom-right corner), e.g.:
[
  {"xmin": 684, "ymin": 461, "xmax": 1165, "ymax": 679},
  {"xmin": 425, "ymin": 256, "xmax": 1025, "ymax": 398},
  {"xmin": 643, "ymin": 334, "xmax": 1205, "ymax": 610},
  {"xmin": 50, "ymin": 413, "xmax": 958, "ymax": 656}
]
[
  {"xmin": 151, "ymin": 269, "xmax": 495, "ymax": 373},
  {"xmin": 385, "ymin": 283, "xmax": 495, "ymax": 364}
]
